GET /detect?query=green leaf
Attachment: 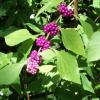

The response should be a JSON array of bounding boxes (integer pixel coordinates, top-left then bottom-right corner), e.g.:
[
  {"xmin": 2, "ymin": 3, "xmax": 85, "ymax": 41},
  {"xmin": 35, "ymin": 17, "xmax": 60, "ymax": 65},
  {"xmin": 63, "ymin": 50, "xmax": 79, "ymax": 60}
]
[
  {"xmin": 27, "ymin": 79, "xmax": 44, "ymax": 93},
  {"xmin": 25, "ymin": 23, "xmax": 42, "ymax": 33},
  {"xmin": 27, "ymin": 0, "xmax": 32, "ymax": 6},
  {"xmin": 0, "ymin": 7, "xmax": 6, "ymax": 16},
  {"xmin": 92, "ymin": 98, "xmax": 99, "ymax": 100},
  {"xmin": 11, "ymin": 77, "xmax": 21, "ymax": 94},
  {"xmin": 0, "ymin": 26, "xmax": 18, "ymax": 37},
  {"xmin": 39, "ymin": 49, "xmax": 56, "ymax": 60},
  {"xmin": 57, "ymin": 50, "xmax": 81, "ymax": 84},
  {"xmin": 0, "ymin": 53, "xmax": 10, "ymax": 70},
  {"xmin": 5, "ymin": 29, "xmax": 33, "ymax": 46},
  {"xmin": 79, "ymin": 15, "xmax": 98, "ymax": 38},
  {"xmin": 18, "ymin": 39, "xmax": 34, "ymax": 57},
  {"xmin": 36, "ymin": 0, "xmax": 64, "ymax": 17},
  {"xmin": 39, "ymin": 65, "xmax": 55, "ymax": 74},
  {"xmin": 93, "ymin": 0, "xmax": 100, "ymax": 15},
  {"xmin": 41, "ymin": 70, "xmax": 60, "ymax": 90},
  {"xmin": 95, "ymin": 84, "xmax": 100, "ymax": 90},
  {"xmin": 87, "ymin": 31, "xmax": 100, "ymax": 61},
  {"xmin": 0, "ymin": 61, "xmax": 25, "ymax": 85},
  {"xmin": 61, "ymin": 28, "xmax": 85, "ymax": 56},
  {"xmin": 81, "ymin": 74, "xmax": 94, "ymax": 93}
]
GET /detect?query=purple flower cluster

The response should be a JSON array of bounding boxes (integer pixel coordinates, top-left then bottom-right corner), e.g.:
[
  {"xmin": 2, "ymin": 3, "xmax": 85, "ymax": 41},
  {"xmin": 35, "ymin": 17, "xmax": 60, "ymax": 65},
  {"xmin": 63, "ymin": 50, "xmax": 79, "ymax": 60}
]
[
  {"xmin": 58, "ymin": 2, "xmax": 73, "ymax": 17},
  {"xmin": 36, "ymin": 36, "xmax": 50, "ymax": 51},
  {"xmin": 26, "ymin": 50, "xmax": 41, "ymax": 75},
  {"xmin": 43, "ymin": 22, "xmax": 59, "ymax": 37}
]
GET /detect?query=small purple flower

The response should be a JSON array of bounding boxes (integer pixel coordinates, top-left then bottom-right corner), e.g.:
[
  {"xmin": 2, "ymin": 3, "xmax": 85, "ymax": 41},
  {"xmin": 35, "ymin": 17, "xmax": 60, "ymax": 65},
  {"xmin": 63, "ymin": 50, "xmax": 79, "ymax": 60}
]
[
  {"xmin": 26, "ymin": 50, "xmax": 41, "ymax": 75},
  {"xmin": 43, "ymin": 22, "xmax": 59, "ymax": 36},
  {"xmin": 58, "ymin": 2, "xmax": 73, "ymax": 17}
]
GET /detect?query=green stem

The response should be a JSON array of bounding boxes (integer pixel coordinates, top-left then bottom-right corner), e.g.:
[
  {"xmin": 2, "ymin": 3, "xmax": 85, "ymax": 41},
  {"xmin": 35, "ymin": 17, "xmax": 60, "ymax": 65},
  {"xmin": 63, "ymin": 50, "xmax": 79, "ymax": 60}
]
[{"xmin": 56, "ymin": 15, "xmax": 62, "ymax": 23}]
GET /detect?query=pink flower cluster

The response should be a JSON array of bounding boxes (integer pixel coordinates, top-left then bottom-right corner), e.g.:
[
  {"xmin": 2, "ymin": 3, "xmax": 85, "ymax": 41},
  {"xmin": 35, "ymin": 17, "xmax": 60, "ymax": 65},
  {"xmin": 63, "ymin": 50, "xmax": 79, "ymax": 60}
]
[{"xmin": 57, "ymin": 2, "xmax": 73, "ymax": 17}]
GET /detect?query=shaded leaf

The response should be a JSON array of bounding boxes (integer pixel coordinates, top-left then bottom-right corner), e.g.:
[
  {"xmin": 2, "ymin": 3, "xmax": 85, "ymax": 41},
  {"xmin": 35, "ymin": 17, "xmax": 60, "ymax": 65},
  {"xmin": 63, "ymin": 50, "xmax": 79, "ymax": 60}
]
[
  {"xmin": 81, "ymin": 74, "xmax": 94, "ymax": 93},
  {"xmin": 79, "ymin": 15, "xmax": 98, "ymax": 38},
  {"xmin": 18, "ymin": 38, "xmax": 34, "ymax": 57}
]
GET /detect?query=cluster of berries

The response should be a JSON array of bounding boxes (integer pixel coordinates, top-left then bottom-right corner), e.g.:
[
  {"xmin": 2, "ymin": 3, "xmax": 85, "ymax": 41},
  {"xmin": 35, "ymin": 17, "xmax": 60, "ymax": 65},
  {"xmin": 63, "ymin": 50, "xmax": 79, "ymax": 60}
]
[
  {"xmin": 57, "ymin": 2, "xmax": 73, "ymax": 17},
  {"xmin": 26, "ymin": 50, "xmax": 41, "ymax": 75},
  {"xmin": 26, "ymin": 22, "xmax": 59, "ymax": 75},
  {"xmin": 36, "ymin": 36, "xmax": 50, "ymax": 51},
  {"xmin": 26, "ymin": 1, "xmax": 73, "ymax": 75},
  {"xmin": 43, "ymin": 22, "xmax": 60, "ymax": 37}
]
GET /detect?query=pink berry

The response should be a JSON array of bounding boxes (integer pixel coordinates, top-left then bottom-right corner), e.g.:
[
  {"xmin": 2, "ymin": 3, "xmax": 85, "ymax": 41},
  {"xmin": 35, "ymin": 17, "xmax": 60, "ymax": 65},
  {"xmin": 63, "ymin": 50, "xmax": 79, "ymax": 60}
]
[
  {"xmin": 36, "ymin": 36, "xmax": 51, "ymax": 50},
  {"xmin": 43, "ymin": 22, "xmax": 59, "ymax": 36},
  {"xmin": 58, "ymin": 2, "xmax": 73, "ymax": 17},
  {"xmin": 36, "ymin": 36, "xmax": 46, "ymax": 47},
  {"xmin": 26, "ymin": 50, "xmax": 42, "ymax": 75},
  {"xmin": 26, "ymin": 59, "xmax": 39, "ymax": 75},
  {"xmin": 42, "ymin": 40, "xmax": 50, "ymax": 51}
]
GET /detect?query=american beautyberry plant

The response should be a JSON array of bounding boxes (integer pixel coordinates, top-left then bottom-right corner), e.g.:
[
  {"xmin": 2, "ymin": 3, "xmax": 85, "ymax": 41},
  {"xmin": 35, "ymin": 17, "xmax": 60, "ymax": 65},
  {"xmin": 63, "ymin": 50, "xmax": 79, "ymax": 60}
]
[{"xmin": 0, "ymin": 0, "xmax": 100, "ymax": 100}]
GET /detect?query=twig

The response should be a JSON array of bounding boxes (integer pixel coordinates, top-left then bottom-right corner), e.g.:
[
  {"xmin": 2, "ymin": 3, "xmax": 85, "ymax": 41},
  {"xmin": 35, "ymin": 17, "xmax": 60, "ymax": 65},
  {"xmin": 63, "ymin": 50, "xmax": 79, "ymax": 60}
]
[
  {"xmin": 95, "ymin": 16, "xmax": 100, "ymax": 22},
  {"xmin": 74, "ymin": 0, "xmax": 78, "ymax": 20},
  {"xmin": 68, "ymin": 0, "xmax": 74, "ymax": 6},
  {"xmin": 27, "ymin": 93, "xmax": 30, "ymax": 100}
]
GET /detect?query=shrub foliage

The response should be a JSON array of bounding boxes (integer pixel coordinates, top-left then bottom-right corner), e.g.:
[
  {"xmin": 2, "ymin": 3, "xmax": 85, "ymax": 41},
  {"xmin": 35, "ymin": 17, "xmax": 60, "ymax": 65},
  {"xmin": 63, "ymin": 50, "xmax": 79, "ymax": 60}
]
[{"xmin": 0, "ymin": 0, "xmax": 100, "ymax": 99}]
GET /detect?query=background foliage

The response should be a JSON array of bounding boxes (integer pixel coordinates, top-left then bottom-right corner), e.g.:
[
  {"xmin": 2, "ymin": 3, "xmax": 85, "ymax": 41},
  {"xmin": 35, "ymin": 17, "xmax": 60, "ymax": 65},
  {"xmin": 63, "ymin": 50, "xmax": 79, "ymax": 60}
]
[{"xmin": 0, "ymin": 0, "xmax": 100, "ymax": 100}]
